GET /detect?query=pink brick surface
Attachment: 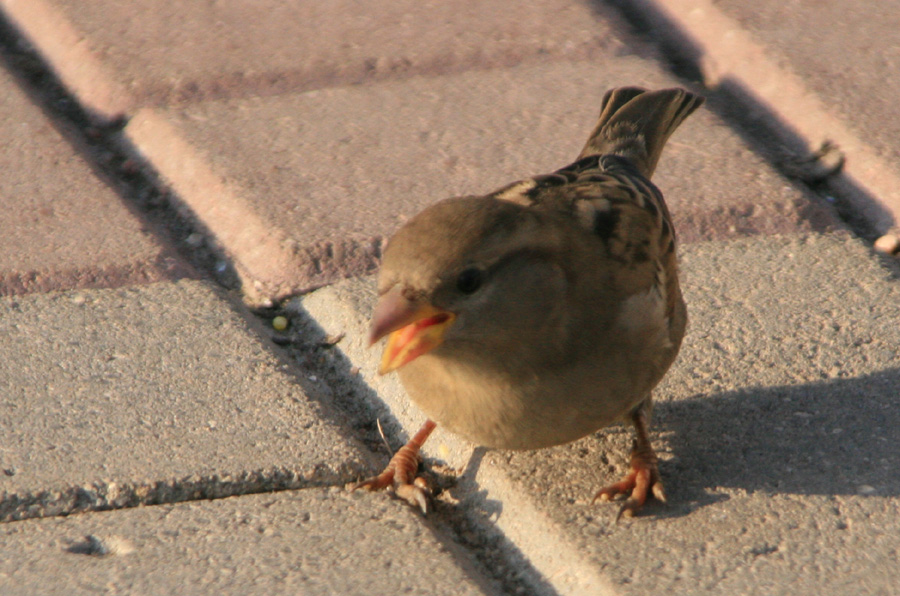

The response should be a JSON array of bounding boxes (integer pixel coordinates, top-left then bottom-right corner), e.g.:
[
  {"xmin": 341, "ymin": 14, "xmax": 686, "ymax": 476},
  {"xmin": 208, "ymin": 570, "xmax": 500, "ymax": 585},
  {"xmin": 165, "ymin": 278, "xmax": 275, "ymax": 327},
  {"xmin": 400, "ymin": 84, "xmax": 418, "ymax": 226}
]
[
  {"xmin": 622, "ymin": 0, "xmax": 900, "ymax": 234},
  {"xmin": 0, "ymin": 0, "xmax": 842, "ymax": 302},
  {"xmin": 2, "ymin": 0, "xmax": 619, "ymax": 118},
  {"xmin": 127, "ymin": 60, "xmax": 837, "ymax": 298},
  {"xmin": 0, "ymin": 66, "xmax": 191, "ymax": 295},
  {"xmin": 714, "ymin": 0, "xmax": 900, "ymax": 165}
]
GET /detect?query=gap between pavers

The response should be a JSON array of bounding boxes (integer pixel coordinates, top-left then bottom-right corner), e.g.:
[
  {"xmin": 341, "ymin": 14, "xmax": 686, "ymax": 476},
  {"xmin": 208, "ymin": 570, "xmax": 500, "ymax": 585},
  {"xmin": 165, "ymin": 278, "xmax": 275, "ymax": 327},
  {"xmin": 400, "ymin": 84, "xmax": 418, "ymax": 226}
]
[
  {"xmin": 0, "ymin": 279, "xmax": 378, "ymax": 522},
  {"xmin": 0, "ymin": 487, "xmax": 498, "ymax": 596},
  {"xmin": 292, "ymin": 232, "xmax": 900, "ymax": 595}
]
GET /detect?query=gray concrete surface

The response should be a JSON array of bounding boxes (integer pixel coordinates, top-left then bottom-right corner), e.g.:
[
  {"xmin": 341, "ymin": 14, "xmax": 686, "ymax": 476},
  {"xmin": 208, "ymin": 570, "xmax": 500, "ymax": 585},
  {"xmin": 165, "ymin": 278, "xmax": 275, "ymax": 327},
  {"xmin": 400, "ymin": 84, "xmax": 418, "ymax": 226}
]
[
  {"xmin": 296, "ymin": 232, "xmax": 900, "ymax": 595},
  {"xmin": 0, "ymin": 487, "xmax": 495, "ymax": 596},
  {"xmin": 0, "ymin": 61, "xmax": 190, "ymax": 295},
  {"xmin": 0, "ymin": 280, "xmax": 375, "ymax": 522}
]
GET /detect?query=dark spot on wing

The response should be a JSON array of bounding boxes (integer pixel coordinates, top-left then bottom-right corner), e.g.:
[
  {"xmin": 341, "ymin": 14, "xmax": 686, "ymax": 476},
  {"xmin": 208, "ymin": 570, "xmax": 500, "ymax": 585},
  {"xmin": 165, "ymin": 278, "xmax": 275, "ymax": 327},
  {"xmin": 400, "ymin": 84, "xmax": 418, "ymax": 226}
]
[
  {"xmin": 530, "ymin": 174, "xmax": 568, "ymax": 188},
  {"xmin": 629, "ymin": 240, "xmax": 651, "ymax": 263},
  {"xmin": 593, "ymin": 208, "xmax": 620, "ymax": 241}
]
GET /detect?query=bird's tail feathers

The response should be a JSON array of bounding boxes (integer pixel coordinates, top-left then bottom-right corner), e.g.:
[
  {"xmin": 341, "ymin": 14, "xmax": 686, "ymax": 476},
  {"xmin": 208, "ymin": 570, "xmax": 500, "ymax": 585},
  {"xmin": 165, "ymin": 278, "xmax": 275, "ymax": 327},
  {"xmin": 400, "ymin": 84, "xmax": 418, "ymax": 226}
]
[{"xmin": 578, "ymin": 86, "xmax": 704, "ymax": 178}]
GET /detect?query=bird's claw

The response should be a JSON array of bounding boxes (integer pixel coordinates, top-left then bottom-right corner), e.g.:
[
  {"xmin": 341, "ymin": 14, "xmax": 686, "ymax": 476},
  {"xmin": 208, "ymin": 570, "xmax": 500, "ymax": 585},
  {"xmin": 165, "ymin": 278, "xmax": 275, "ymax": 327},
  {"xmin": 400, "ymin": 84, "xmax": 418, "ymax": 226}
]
[
  {"xmin": 396, "ymin": 477, "xmax": 433, "ymax": 514},
  {"xmin": 351, "ymin": 467, "xmax": 395, "ymax": 493},
  {"xmin": 352, "ymin": 464, "xmax": 433, "ymax": 514},
  {"xmin": 593, "ymin": 447, "xmax": 666, "ymax": 521},
  {"xmin": 350, "ymin": 420, "xmax": 437, "ymax": 514}
]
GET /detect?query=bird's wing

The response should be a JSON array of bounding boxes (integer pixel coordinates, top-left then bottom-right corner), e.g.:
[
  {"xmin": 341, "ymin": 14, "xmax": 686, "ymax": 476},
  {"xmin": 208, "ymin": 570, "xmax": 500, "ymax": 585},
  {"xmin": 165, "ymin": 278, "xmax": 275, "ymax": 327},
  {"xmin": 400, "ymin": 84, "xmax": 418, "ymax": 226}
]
[
  {"xmin": 487, "ymin": 154, "xmax": 675, "ymax": 269},
  {"xmin": 487, "ymin": 85, "xmax": 703, "ymax": 322}
]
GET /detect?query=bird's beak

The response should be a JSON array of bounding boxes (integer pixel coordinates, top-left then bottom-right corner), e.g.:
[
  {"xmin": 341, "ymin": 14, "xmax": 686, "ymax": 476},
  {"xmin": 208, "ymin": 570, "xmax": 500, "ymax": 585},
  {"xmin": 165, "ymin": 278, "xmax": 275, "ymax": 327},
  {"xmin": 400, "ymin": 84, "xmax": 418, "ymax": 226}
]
[{"xmin": 369, "ymin": 286, "xmax": 456, "ymax": 375}]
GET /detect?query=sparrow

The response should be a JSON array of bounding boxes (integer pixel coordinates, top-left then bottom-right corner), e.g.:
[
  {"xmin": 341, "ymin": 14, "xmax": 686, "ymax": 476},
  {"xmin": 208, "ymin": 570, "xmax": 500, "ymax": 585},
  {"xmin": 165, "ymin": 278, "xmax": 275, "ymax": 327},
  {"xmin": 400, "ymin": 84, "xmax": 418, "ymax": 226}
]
[{"xmin": 355, "ymin": 86, "xmax": 704, "ymax": 519}]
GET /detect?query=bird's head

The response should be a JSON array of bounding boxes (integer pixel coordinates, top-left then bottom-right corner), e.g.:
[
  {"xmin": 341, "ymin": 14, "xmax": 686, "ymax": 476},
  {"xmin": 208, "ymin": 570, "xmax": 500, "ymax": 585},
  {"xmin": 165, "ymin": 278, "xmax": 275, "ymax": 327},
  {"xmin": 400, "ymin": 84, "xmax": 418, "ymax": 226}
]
[{"xmin": 370, "ymin": 196, "xmax": 574, "ymax": 374}]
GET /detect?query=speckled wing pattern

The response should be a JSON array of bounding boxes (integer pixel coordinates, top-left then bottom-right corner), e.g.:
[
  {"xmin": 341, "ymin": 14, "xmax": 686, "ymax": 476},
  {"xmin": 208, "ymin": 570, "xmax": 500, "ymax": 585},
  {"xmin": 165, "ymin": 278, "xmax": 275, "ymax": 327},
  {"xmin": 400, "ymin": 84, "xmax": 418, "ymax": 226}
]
[
  {"xmin": 488, "ymin": 87, "xmax": 704, "ymax": 317},
  {"xmin": 488, "ymin": 153, "xmax": 675, "ymax": 265}
]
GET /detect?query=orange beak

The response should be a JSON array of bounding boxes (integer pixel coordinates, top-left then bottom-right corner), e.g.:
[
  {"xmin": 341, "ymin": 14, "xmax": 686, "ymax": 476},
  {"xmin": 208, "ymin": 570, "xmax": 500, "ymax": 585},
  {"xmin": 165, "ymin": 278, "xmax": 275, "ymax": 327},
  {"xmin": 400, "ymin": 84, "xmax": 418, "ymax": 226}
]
[{"xmin": 369, "ymin": 286, "xmax": 456, "ymax": 374}]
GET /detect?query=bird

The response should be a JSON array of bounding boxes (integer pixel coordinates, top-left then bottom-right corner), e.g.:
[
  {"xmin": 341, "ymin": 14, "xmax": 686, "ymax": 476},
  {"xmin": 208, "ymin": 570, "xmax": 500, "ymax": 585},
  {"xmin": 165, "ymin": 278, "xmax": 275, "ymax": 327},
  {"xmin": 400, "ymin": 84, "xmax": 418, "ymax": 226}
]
[{"xmin": 354, "ymin": 86, "xmax": 704, "ymax": 519}]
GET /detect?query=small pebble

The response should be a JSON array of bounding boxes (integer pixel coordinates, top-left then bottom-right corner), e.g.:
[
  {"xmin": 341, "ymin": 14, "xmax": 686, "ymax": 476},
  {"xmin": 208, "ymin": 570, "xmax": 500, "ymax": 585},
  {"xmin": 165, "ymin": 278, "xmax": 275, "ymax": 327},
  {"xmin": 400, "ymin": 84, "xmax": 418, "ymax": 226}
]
[
  {"xmin": 73, "ymin": 535, "xmax": 135, "ymax": 556},
  {"xmin": 120, "ymin": 159, "xmax": 139, "ymax": 175},
  {"xmin": 857, "ymin": 484, "xmax": 876, "ymax": 495},
  {"xmin": 874, "ymin": 233, "xmax": 900, "ymax": 255}
]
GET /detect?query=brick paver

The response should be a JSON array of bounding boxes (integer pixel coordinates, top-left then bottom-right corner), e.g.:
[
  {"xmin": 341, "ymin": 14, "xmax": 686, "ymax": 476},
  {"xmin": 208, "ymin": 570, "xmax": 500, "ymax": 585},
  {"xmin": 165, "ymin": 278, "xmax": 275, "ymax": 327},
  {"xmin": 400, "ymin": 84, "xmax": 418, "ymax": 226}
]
[
  {"xmin": 0, "ymin": 280, "xmax": 373, "ymax": 522},
  {"xmin": 0, "ymin": 63, "xmax": 191, "ymax": 295},
  {"xmin": 1, "ymin": 488, "xmax": 493, "ymax": 596}
]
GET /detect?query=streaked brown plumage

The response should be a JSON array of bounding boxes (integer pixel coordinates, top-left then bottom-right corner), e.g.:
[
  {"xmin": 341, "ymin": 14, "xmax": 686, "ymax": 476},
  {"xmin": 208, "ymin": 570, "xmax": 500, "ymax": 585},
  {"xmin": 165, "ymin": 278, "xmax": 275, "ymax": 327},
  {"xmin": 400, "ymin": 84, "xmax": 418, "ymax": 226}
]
[{"xmin": 356, "ymin": 86, "xmax": 704, "ymax": 518}]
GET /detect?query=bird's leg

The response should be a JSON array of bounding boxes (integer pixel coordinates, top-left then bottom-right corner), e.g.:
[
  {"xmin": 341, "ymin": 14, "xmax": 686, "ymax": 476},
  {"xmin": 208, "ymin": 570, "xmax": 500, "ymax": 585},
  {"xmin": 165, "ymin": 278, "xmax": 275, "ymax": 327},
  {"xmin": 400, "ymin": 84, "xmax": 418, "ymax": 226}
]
[
  {"xmin": 593, "ymin": 401, "xmax": 666, "ymax": 520},
  {"xmin": 352, "ymin": 419, "xmax": 437, "ymax": 514}
]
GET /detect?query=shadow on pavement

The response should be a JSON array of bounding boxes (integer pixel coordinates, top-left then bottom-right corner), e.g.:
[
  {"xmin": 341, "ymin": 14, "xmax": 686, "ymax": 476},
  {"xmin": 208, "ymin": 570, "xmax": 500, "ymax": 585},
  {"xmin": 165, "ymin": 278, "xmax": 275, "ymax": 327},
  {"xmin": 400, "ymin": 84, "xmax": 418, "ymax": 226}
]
[
  {"xmin": 494, "ymin": 366, "xmax": 900, "ymax": 524},
  {"xmin": 658, "ymin": 367, "xmax": 900, "ymax": 502}
]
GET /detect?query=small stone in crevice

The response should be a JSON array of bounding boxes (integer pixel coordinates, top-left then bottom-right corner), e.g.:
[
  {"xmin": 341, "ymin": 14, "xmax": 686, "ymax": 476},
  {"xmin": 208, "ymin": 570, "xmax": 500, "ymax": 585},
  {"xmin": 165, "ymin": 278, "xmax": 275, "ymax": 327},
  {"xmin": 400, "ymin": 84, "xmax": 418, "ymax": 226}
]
[{"xmin": 67, "ymin": 534, "xmax": 135, "ymax": 556}]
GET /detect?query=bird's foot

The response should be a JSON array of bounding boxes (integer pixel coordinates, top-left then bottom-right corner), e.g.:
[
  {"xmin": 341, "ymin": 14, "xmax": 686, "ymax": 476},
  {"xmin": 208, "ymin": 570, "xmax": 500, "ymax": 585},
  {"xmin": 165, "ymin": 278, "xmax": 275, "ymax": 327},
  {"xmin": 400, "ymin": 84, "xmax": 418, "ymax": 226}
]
[
  {"xmin": 351, "ymin": 420, "xmax": 436, "ymax": 514},
  {"xmin": 593, "ymin": 442, "xmax": 666, "ymax": 521},
  {"xmin": 351, "ymin": 452, "xmax": 433, "ymax": 514}
]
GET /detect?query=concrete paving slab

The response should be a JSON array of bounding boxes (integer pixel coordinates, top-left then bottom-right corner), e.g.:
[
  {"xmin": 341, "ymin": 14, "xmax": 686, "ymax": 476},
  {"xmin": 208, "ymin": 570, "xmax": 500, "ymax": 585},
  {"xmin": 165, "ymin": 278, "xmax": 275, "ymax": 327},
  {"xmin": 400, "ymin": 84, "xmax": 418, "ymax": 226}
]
[
  {"xmin": 0, "ymin": 0, "xmax": 620, "ymax": 119},
  {"xmin": 0, "ymin": 279, "xmax": 376, "ymax": 522},
  {"xmin": 0, "ymin": 62, "xmax": 190, "ymax": 296},
  {"xmin": 0, "ymin": 487, "xmax": 497, "ymax": 596},
  {"xmin": 124, "ymin": 59, "xmax": 838, "ymax": 301},
  {"xmin": 294, "ymin": 232, "xmax": 900, "ymax": 595}
]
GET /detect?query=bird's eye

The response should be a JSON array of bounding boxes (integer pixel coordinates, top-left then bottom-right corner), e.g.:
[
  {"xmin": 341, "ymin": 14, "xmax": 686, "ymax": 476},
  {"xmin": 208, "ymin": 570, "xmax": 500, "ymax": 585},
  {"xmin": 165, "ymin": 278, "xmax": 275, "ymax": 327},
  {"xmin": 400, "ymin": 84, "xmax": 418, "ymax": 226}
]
[{"xmin": 456, "ymin": 267, "xmax": 484, "ymax": 294}]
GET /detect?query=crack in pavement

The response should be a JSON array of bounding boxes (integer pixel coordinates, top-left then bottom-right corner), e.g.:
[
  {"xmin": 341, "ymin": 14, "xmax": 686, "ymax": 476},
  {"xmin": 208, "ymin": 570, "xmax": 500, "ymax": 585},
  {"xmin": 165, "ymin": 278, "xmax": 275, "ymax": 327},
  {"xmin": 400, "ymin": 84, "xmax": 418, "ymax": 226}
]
[{"xmin": 0, "ymin": 463, "xmax": 368, "ymax": 523}]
